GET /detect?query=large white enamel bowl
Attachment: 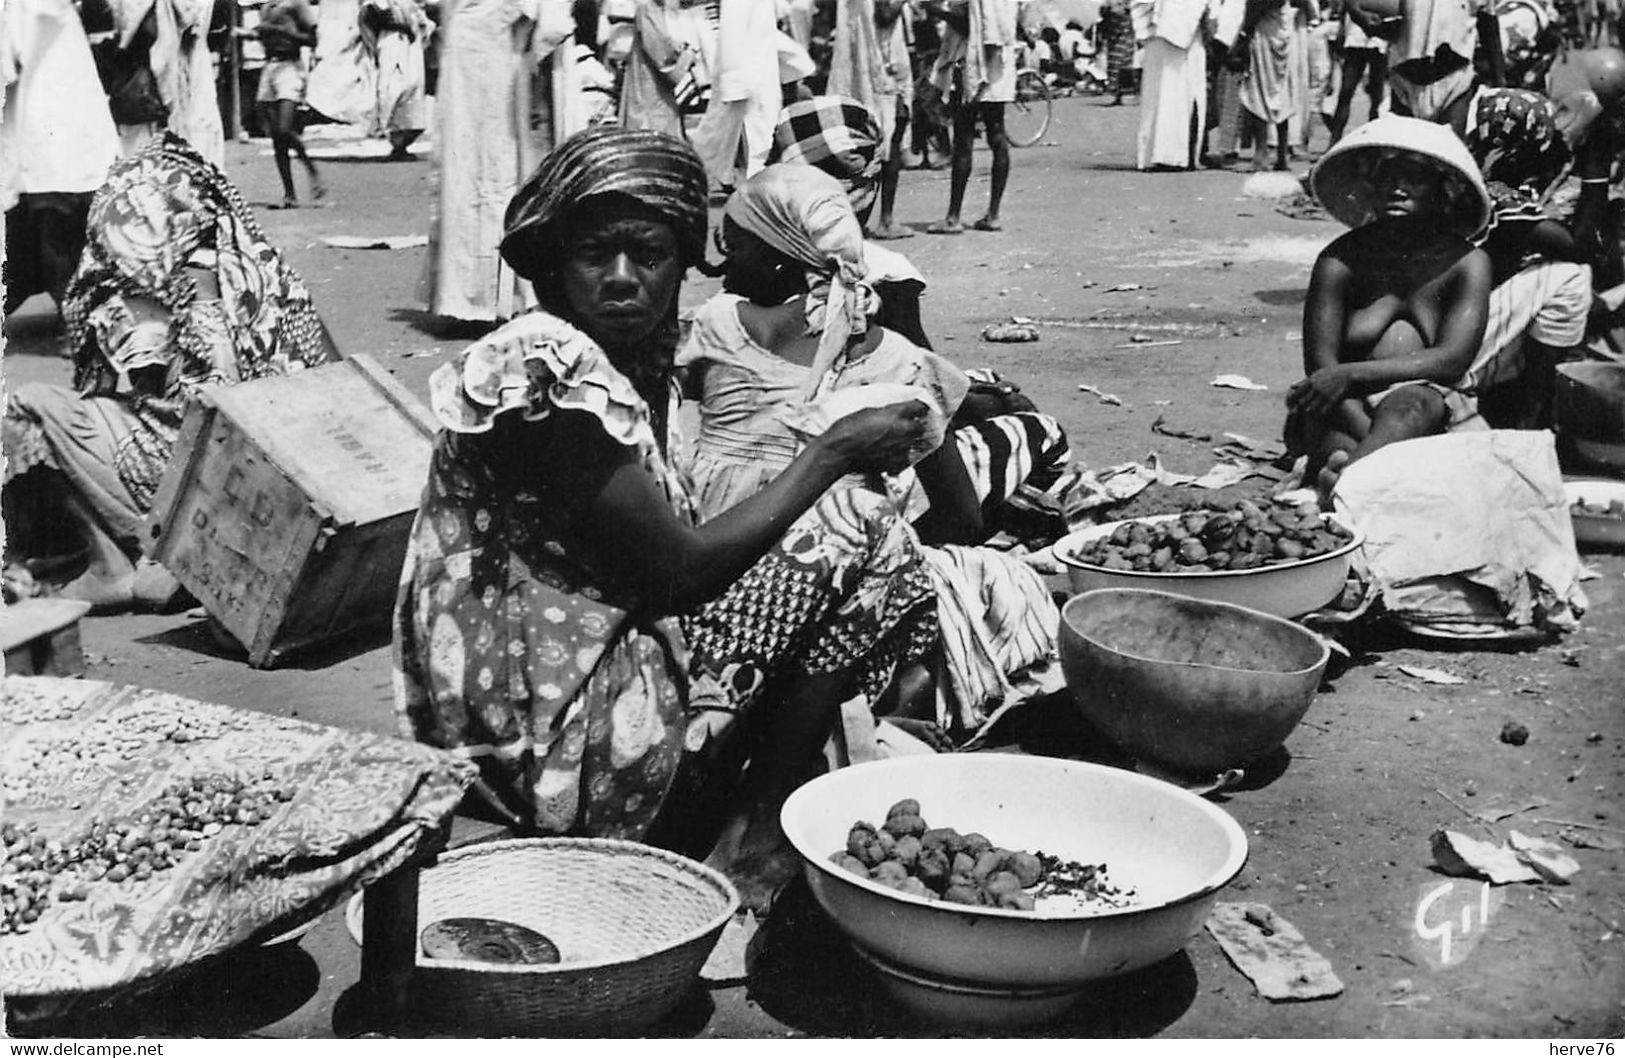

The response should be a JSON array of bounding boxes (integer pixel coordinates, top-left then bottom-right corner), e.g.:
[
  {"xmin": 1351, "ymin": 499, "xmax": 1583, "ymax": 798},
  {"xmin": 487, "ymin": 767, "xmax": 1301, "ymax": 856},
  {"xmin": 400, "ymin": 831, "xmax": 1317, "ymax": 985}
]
[
  {"xmin": 1053, "ymin": 513, "xmax": 1364, "ymax": 618},
  {"xmin": 779, "ymin": 754, "xmax": 1248, "ymax": 991}
]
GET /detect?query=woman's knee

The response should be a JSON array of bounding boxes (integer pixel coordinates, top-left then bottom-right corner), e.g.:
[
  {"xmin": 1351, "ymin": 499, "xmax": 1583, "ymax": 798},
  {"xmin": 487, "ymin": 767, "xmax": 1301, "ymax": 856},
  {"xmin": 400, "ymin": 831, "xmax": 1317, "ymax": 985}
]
[{"xmin": 1372, "ymin": 384, "xmax": 1449, "ymax": 433}]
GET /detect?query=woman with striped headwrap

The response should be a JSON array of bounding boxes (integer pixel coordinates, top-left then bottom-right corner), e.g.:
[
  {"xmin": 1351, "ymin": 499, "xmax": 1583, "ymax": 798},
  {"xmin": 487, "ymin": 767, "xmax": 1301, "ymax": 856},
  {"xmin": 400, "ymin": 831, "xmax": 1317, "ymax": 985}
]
[{"xmin": 394, "ymin": 125, "xmax": 939, "ymax": 911}]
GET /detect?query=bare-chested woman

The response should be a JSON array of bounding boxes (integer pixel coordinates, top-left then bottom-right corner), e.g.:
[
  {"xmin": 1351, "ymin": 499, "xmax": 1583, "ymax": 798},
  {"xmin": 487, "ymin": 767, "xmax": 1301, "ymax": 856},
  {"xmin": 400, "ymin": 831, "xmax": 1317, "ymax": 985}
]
[{"xmin": 1286, "ymin": 115, "xmax": 1495, "ymax": 501}]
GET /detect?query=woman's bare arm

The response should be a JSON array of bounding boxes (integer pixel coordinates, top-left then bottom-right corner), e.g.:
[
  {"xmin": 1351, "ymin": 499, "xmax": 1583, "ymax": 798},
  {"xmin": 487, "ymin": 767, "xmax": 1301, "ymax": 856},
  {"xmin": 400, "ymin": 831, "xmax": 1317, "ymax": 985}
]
[
  {"xmin": 515, "ymin": 403, "xmax": 928, "ymax": 613},
  {"xmin": 910, "ymin": 439, "xmax": 984, "ymax": 545},
  {"xmin": 1301, "ymin": 249, "xmax": 1353, "ymax": 376}
]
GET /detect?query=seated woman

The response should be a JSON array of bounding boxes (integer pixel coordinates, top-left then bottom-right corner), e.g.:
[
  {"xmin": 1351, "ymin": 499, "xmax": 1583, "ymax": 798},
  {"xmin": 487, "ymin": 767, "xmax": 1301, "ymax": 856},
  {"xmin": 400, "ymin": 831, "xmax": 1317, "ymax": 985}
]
[
  {"xmin": 394, "ymin": 126, "xmax": 939, "ymax": 912},
  {"xmin": 1442, "ymin": 56, "xmax": 1625, "ymax": 427},
  {"xmin": 679, "ymin": 162, "xmax": 1064, "ymax": 748},
  {"xmin": 766, "ymin": 95, "xmax": 934, "ymax": 348},
  {"xmin": 1289, "ymin": 115, "xmax": 1495, "ymax": 501},
  {"xmin": 2, "ymin": 70, "xmax": 338, "ymax": 611},
  {"xmin": 760, "ymin": 105, "xmax": 1077, "ymax": 538}
]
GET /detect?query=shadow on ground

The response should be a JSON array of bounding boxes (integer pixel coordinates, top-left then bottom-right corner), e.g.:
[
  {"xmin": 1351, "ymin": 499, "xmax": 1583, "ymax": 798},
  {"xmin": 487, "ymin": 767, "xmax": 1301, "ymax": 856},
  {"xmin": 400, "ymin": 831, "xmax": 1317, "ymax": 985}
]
[
  {"xmin": 744, "ymin": 876, "xmax": 1198, "ymax": 1038},
  {"xmin": 7, "ymin": 941, "xmax": 322, "ymax": 1038}
]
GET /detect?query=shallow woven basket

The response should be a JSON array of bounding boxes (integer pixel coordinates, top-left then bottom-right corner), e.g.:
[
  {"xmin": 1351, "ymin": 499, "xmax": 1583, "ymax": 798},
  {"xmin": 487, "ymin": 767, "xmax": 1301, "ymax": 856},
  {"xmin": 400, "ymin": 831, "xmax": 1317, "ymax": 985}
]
[{"xmin": 410, "ymin": 837, "xmax": 739, "ymax": 1036}]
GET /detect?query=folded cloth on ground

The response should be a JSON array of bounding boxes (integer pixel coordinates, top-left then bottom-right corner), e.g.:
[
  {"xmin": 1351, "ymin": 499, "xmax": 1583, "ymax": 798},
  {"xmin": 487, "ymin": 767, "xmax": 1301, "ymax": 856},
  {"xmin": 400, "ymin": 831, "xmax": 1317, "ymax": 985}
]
[{"xmin": 1332, "ymin": 430, "xmax": 1586, "ymax": 634}]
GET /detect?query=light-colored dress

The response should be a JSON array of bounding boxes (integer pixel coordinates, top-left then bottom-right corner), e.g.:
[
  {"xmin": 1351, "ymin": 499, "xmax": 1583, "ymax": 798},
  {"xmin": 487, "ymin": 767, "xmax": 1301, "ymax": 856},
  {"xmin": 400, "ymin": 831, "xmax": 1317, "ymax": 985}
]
[
  {"xmin": 395, "ymin": 311, "xmax": 938, "ymax": 835},
  {"xmin": 676, "ymin": 294, "xmax": 1064, "ymax": 740},
  {"xmin": 677, "ymin": 293, "xmax": 968, "ymax": 522},
  {"xmin": 420, "ymin": 0, "xmax": 568, "ymax": 322},
  {"xmin": 307, "ymin": 0, "xmax": 428, "ymax": 135},
  {"xmin": 1240, "ymin": 0, "xmax": 1296, "ymax": 125},
  {"xmin": 617, "ymin": 0, "xmax": 690, "ymax": 138}
]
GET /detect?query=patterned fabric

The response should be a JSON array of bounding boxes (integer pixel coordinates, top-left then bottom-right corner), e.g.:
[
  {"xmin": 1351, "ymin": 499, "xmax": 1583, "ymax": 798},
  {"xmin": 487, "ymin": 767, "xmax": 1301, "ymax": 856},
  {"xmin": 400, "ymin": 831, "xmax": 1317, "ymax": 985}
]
[
  {"xmin": 394, "ymin": 311, "xmax": 937, "ymax": 837},
  {"xmin": 499, "ymin": 125, "xmax": 710, "ymax": 274},
  {"xmin": 768, "ymin": 95, "xmax": 884, "ymax": 215},
  {"xmin": 1464, "ymin": 87, "xmax": 1571, "ymax": 224},
  {"xmin": 0, "ymin": 676, "xmax": 473, "ymax": 1008},
  {"xmin": 2, "ymin": 131, "xmax": 333, "ymax": 543}
]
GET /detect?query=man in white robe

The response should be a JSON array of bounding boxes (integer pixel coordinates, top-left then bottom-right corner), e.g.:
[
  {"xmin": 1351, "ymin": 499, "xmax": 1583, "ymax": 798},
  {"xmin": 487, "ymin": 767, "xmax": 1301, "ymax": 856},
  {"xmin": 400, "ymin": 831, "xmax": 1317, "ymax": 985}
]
[{"xmin": 1136, "ymin": 0, "xmax": 1212, "ymax": 170}]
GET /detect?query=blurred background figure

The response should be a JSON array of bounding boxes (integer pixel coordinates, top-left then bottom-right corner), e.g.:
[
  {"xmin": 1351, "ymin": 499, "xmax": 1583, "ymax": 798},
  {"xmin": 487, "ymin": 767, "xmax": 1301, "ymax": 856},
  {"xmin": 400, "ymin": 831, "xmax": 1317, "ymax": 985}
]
[
  {"xmin": 1136, "ymin": 0, "xmax": 1214, "ymax": 171},
  {"xmin": 618, "ymin": 0, "xmax": 699, "ymax": 136},
  {"xmin": 308, "ymin": 0, "xmax": 431, "ymax": 158},
  {"xmin": 105, "ymin": 0, "xmax": 227, "ymax": 165},
  {"xmin": 1326, "ymin": 0, "xmax": 1387, "ymax": 144},
  {"xmin": 419, "ymin": 0, "xmax": 575, "ymax": 323},
  {"xmin": 2, "ymin": 0, "xmax": 120, "ymax": 319},
  {"xmin": 690, "ymin": 0, "xmax": 782, "ymax": 190}
]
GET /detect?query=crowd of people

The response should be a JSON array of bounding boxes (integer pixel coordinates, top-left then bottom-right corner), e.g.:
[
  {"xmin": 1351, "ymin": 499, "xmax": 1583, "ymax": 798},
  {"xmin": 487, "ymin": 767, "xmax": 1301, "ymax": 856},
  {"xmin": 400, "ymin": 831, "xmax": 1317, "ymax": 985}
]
[{"xmin": 3, "ymin": 0, "xmax": 1624, "ymax": 915}]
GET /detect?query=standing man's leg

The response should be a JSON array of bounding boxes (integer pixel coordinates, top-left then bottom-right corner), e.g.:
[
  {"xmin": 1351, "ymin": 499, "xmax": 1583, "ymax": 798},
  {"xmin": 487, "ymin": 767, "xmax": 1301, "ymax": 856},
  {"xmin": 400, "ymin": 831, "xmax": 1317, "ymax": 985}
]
[
  {"xmin": 873, "ymin": 98, "xmax": 913, "ymax": 239},
  {"xmin": 973, "ymin": 102, "xmax": 1009, "ymax": 230},
  {"xmin": 1328, "ymin": 47, "xmax": 1366, "ymax": 143},
  {"xmin": 270, "ymin": 98, "xmax": 324, "ymax": 206},
  {"xmin": 928, "ymin": 98, "xmax": 978, "ymax": 233}
]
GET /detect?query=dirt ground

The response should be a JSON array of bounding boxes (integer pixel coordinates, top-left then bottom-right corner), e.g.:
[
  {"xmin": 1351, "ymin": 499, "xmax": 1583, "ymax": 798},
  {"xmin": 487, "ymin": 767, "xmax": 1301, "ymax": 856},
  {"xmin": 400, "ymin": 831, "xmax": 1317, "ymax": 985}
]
[{"xmin": 3, "ymin": 89, "xmax": 1624, "ymax": 1040}]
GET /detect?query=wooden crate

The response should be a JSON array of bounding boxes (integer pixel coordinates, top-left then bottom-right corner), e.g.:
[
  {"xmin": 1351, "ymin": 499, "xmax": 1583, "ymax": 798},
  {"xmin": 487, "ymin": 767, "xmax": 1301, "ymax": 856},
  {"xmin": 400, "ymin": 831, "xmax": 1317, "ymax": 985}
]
[{"xmin": 145, "ymin": 355, "xmax": 438, "ymax": 668}]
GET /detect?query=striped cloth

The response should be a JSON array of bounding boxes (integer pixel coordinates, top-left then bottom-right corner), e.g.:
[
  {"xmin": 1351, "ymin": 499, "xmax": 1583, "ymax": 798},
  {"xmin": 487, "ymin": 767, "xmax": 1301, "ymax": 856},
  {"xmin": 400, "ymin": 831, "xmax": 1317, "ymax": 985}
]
[
  {"xmin": 953, "ymin": 411, "xmax": 1074, "ymax": 542},
  {"xmin": 499, "ymin": 125, "xmax": 711, "ymax": 274},
  {"xmin": 923, "ymin": 544, "xmax": 1065, "ymax": 739}
]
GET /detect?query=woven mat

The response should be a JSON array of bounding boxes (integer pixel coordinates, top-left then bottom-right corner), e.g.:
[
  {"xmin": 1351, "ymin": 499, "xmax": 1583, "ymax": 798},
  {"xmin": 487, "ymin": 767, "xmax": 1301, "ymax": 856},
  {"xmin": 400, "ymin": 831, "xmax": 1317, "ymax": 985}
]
[{"xmin": 0, "ymin": 676, "xmax": 474, "ymax": 1005}]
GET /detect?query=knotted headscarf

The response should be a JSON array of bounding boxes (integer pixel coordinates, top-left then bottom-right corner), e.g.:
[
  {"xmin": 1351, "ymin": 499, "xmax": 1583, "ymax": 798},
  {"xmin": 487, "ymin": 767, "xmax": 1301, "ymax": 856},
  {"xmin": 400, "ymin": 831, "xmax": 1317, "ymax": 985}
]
[
  {"xmin": 500, "ymin": 125, "xmax": 710, "ymax": 279},
  {"xmin": 768, "ymin": 96, "xmax": 884, "ymax": 218},
  {"xmin": 725, "ymin": 163, "xmax": 882, "ymax": 399}
]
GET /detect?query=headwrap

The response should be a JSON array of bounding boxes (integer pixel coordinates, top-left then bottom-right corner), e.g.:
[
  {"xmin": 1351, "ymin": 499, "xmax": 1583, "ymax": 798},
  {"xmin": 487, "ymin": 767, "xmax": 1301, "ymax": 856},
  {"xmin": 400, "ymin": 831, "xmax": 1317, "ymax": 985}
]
[
  {"xmin": 500, "ymin": 125, "xmax": 710, "ymax": 278},
  {"xmin": 768, "ymin": 96, "xmax": 884, "ymax": 218},
  {"xmin": 725, "ymin": 163, "xmax": 881, "ymax": 400}
]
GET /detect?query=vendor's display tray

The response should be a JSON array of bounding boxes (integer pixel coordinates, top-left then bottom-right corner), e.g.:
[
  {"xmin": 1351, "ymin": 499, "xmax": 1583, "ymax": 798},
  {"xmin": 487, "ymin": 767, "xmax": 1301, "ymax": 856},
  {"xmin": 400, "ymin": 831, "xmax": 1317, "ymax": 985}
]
[{"xmin": 0, "ymin": 677, "xmax": 472, "ymax": 1018}]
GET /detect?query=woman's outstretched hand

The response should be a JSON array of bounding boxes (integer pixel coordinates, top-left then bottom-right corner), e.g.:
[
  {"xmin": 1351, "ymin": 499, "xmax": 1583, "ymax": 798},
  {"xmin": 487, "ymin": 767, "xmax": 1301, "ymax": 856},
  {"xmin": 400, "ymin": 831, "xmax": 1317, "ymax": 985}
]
[{"xmin": 818, "ymin": 400, "xmax": 932, "ymax": 475}]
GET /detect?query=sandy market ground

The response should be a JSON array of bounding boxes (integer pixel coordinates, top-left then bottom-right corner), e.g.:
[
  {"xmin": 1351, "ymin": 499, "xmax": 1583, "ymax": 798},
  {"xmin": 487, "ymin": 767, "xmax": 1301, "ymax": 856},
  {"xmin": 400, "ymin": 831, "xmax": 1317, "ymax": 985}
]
[{"xmin": 3, "ymin": 89, "xmax": 1624, "ymax": 1040}]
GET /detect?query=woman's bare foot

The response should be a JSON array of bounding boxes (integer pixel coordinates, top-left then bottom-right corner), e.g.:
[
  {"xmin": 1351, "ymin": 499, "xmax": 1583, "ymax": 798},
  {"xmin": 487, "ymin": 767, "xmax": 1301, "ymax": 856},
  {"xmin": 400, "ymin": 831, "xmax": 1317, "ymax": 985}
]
[
  {"xmin": 869, "ymin": 220, "xmax": 915, "ymax": 240},
  {"xmin": 883, "ymin": 716, "xmax": 954, "ymax": 752},
  {"xmin": 927, "ymin": 218, "xmax": 964, "ymax": 234},
  {"xmin": 1316, "ymin": 450, "xmax": 1351, "ymax": 510},
  {"xmin": 704, "ymin": 806, "xmax": 804, "ymax": 915},
  {"xmin": 53, "ymin": 567, "xmax": 136, "ymax": 613}
]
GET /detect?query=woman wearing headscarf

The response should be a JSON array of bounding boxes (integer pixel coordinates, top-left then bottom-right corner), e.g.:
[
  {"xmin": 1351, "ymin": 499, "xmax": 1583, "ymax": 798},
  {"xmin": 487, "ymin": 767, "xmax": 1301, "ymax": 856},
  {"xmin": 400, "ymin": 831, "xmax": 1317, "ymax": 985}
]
[
  {"xmin": 679, "ymin": 162, "xmax": 1066, "ymax": 757},
  {"xmin": 2, "ymin": 76, "xmax": 338, "ymax": 611},
  {"xmin": 764, "ymin": 98, "xmax": 1075, "ymax": 541},
  {"xmin": 394, "ymin": 126, "xmax": 938, "ymax": 911}
]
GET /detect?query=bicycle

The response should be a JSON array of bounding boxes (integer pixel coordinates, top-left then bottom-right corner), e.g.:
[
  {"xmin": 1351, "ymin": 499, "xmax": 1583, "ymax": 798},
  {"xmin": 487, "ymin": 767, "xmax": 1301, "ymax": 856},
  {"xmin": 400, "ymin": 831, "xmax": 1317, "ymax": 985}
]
[{"xmin": 1007, "ymin": 67, "xmax": 1053, "ymax": 147}]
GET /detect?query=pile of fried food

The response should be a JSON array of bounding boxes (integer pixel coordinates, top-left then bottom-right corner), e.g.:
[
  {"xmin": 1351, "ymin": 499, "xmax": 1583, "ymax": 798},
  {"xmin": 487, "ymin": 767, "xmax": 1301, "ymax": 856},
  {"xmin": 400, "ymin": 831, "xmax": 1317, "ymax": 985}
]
[
  {"xmin": 828, "ymin": 799, "xmax": 1133, "ymax": 912},
  {"xmin": 1068, "ymin": 500, "xmax": 1354, "ymax": 573}
]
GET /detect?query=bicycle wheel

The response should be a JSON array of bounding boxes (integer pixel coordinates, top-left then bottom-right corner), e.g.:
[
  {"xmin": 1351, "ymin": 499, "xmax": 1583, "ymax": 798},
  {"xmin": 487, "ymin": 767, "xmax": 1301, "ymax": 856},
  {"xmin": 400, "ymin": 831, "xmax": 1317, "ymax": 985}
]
[{"xmin": 1007, "ymin": 69, "xmax": 1053, "ymax": 148}]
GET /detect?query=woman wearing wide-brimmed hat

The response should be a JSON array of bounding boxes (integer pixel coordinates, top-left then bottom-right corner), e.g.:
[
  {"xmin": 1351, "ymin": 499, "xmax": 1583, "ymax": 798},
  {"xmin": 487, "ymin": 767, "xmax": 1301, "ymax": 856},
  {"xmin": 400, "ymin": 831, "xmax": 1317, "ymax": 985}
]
[{"xmin": 1287, "ymin": 114, "xmax": 1495, "ymax": 501}]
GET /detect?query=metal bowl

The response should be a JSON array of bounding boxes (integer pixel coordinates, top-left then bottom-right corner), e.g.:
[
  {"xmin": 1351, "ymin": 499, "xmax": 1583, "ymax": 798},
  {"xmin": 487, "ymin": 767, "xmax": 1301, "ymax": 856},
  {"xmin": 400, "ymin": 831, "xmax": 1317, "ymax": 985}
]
[
  {"xmin": 1052, "ymin": 513, "xmax": 1363, "ymax": 618},
  {"xmin": 779, "ymin": 754, "xmax": 1247, "ymax": 1001},
  {"xmin": 1058, "ymin": 588, "xmax": 1330, "ymax": 776},
  {"xmin": 1566, "ymin": 476, "xmax": 1625, "ymax": 551}
]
